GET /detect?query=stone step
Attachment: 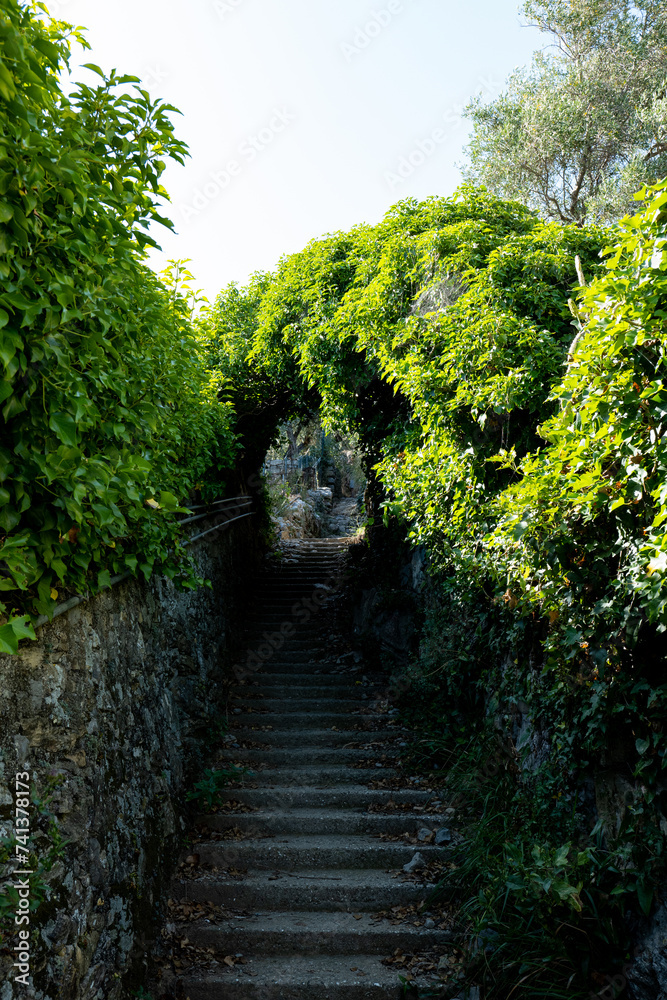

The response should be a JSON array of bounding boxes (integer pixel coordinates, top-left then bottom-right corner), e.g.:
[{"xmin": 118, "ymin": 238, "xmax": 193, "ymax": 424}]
[
  {"xmin": 160, "ymin": 954, "xmax": 435, "ymax": 1000},
  {"xmin": 244, "ymin": 620, "xmax": 333, "ymax": 631},
  {"xmin": 242, "ymin": 632, "xmax": 326, "ymax": 649},
  {"xmin": 247, "ymin": 598, "xmax": 337, "ymax": 609},
  {"xmin": 234, "ymin": 697, "xmax": 360, "ymax": 713},
  {"xmin": 180, "ymin": 910, "xmax": 453, "ymax": 957},
  {"xmin": 175, "ymin": 867, "xmax": 436, "ymax": 911},
  {"xmin": 254, "ymin": 572, "xmax": 341, "ymax": 578},
  {"xmin": 238, "ymin": 664, "xmax": 360, "ymax": 677},
  {"xmin": 245, "ymin": 672, "xmax": 360, "ymax": 687},
  {"xmin": 251, "ymin": 598, "xmax": 339, "ymax": 608},
  {"xmin": 250, "ymin": 580, "xmax": 341, "ymax": 587},
  {"xmin": 250, "ymin": 592, "xmax": 337, "ymax": 602},
  {"xmin": 198, "ymin": 809, "xmax": 447, "ymax": 837},
  {"xmin": 231, "ymin": 685, "xmax": 356, "ymax": 699},
  {"xmin": 267, "ymin": 649, "xmax": 340, "ymax": 660},
  {"xmin": 246, "ymin": 628, "xmax": 332, "ymax": 653},
  {"xmin": 238, "ymin": 638, "xmax": 330, "ymax": 648},
  {"xmin": 254, "ymin": 588, "xmax": 339, "ymax": 595},
  {"xmin": 236, "ymin": 649, "xmax": 331, "ymax": 663},
  {"xmin": 194, "ymin": 835, "xmax": 440, "ymax": 870},
  {"xmin": 230, "ymin": 713, "xmax": 381, "ymax": 730},
  {"xmin": 214, "ymin": 786, "xmax": 437, "ymax": 809},
  {"xmin": 253, "ymin": 583, "xmax": 342, "ymax": 591},
  {"xmin": 243, "ymin": 765, "xmax": 398, "ymax": 786},
  {"xmin": 217, "ymin": 748, "xmax": 400, "ymax": 767},
  {"xmin": 251, "ymin": 584, "xmax": 343, "ymax": 592},
  {"xmin": 223, "ymin": 731, "xmax": 401, "ymax": 749}
]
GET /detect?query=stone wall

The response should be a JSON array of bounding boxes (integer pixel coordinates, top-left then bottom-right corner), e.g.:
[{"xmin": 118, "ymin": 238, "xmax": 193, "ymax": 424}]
[{"xmin": 0, "ymin": 515, "xmax": 260, "ymax": 1000}]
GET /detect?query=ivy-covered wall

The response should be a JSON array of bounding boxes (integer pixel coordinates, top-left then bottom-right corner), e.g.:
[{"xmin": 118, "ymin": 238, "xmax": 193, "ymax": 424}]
[{"xmin": 0, "ymin": 516, "xmax": 259, "ymax": 1000}]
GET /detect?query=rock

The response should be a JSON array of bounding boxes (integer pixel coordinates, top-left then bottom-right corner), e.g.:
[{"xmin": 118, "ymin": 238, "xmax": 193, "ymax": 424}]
[
  {"xmin": 435, "ymin": 827, "xmax": 452, "ymax": 845},
  {"xmin": 471, "ymin": 927, "xmax": 500, "ymax": 956},
  {"xmin": 423, "ymin": 918, "xmax": 435, "ymax": 928},
  {"xmin": 627, "ymin": 901, "xmax": 667, "ymax": 999},
  {"xmin": 437, "ymin": 956, "xmax": 449, "ymax": 972},
  {"xmin": 417, "ymin": 827, "xmax": 433, "ymax": 842},
  {"xmin": 403, "ymin": 851, "xmax": 427, "ymax": 873}
]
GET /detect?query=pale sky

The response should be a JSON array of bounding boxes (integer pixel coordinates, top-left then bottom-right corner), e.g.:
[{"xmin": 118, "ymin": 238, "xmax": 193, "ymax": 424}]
[{"xmin": 45, "ymin": 0, "xmax": 540, "ymax": 300}]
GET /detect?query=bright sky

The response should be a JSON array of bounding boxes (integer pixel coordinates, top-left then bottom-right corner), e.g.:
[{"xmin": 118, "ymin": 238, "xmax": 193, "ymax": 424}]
[{"xmin": 45, "ymin": 0, "xmax": 540, "ymax": 301}]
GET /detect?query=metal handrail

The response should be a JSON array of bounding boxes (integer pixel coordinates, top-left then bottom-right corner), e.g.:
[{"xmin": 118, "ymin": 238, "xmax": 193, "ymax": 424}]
[
  {"xmin": 184, "ymin": 510, "xmax": 255, "ymax": 546},
  {"xmin": 177, "ymin": 499, "xmax": 252, "ymax": 527},
  {"xmin": 31, "ymin": 498, "xmax": 255, "ymax": 630},
  {"xmin": 180, "ymin": 495, "xmax": 254, "ymax": 513}
]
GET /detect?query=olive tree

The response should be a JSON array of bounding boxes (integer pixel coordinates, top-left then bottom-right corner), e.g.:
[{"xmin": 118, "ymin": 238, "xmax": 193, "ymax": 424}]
[{"xmin": 463, "ymin": 0, "xmax": 667, "ymax": 223}]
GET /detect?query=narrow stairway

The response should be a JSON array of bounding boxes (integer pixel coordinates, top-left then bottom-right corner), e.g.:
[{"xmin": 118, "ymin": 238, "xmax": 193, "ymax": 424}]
[{"xmin": 158, "ymin": 538, "xmax": 451, "ymax": 999}]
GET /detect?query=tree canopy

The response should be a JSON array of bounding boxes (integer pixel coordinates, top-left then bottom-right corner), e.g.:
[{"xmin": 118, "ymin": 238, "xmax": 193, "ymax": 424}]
[{"xmin": 464, "ymin": 0, "xmax": 667, "ymax": 223}]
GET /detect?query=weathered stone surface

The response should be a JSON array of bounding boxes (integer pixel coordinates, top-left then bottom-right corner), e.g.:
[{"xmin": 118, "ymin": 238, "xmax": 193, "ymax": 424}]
[
  {"xmin": 0, "ymin": 519, "xmax": 259, "ymax": 1000},
  {"xmin": 628, "ymin": 904, "xmax": 667, "ymax": 1000}
]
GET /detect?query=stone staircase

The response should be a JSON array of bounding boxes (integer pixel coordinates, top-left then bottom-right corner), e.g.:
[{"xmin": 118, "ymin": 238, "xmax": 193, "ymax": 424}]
[{"xmin": 157, "ymin": 538, "xmax": 451, "ymax": 999}]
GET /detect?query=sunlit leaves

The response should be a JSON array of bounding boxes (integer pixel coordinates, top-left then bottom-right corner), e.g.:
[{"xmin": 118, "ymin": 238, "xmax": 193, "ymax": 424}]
[
  {"xmin": 484, "ymin": 180, "xmax": 667, "ymax": 639},
  {"xmin": 0, "ymin": 3, "xmax": 237, "ymax": 642},
  {"xmin": 464, "ymin": 0, "xmax": 667, "ymax": 223}
]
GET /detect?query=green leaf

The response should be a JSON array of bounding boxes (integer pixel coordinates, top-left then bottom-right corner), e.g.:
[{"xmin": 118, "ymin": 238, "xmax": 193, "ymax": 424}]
[
  {"xmin": 0, "ymin": 61, "xmax": 16, "ymax": 102},
  {"xmin": 159, "ymin": 490, "xmax": 180, "ymax": 510},
  {"xmin": 553, "ymin": 845, "xmax": 570, "ymax": 867},
  {"xmin": 82, "ymin": 63, "xmax": 107, "ymax": 79},
  {"xmin": 0, "ymin": 622, "xmax": 19, "ymax": 655},
  {"xmin": 49, "ymin": 412, "xmax": 78, "ymax": 446},
  {"xmin": 10, "ymin": 616, "xmax": 36, "ymax": 642},
  {"xmin": 91, "ymin": 504, "xmax": 116, "ymax": 526},
  {"xmin": 637, "ymin": 880, "xmax": 654, "ymax": 917}
]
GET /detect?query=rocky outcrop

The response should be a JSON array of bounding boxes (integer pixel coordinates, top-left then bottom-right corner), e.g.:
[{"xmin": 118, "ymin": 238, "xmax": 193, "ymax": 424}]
[
  {"xmin": 271, "ymin": 489, "xmax": 363, "ymax": 541},
  {"xmin": 271, "ymin": 492, "xmax": 326, "ymax": 540}
]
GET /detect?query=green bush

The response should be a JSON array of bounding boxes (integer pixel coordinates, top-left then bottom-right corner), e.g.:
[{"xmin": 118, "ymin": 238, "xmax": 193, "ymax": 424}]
[{"xmin": 0, "ymin": 2, "xmax": 237, "ymax": 650}]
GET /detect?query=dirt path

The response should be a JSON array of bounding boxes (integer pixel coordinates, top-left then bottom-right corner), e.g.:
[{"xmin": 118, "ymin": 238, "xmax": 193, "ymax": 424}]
[{"xmin": 156, "ymin": 538, "xmax": 453, "ymax": 999}]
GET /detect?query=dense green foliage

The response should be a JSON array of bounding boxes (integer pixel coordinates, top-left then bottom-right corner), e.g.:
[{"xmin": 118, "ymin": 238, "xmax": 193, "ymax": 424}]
[
  {"xmin": 0, "ymin": 2, "xmax": 237, "ymax": 651},
  {"xmin": 201, "ymin": 272, "xmax": 316, "ymax": 472},
  {"xmin": 210, "ymin": 181, "xmax": 667, "ymax": 992},
  {"xmin": 464, "ymin": 0, "xmax": 667, "ymax": 222},
  {"xmin": 213, "ymin": 187, "xmax": 603, "ymax": 464}
]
